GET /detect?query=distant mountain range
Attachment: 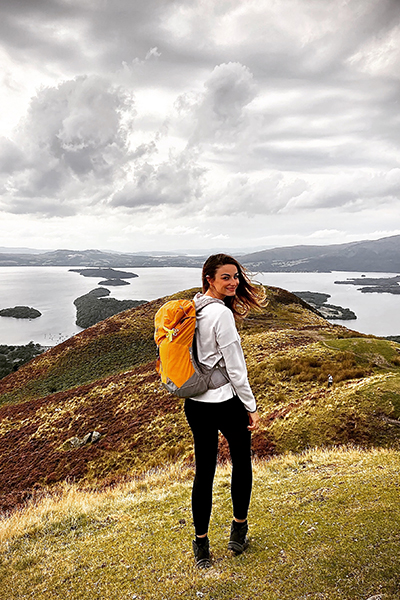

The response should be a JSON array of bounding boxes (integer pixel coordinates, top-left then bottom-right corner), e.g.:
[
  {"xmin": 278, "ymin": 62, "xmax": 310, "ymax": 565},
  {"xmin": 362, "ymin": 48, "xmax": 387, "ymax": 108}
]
[
  {"xmin": 0, "ymin": 248, "xmax": 203, "ymax": 268},
  {"xmin": 238, "ymin": 234, "xmax": 400, "ymax": 272},
  {"xmin": 1, "ymin": 234, "xmax": 400, "ymax": 272}
]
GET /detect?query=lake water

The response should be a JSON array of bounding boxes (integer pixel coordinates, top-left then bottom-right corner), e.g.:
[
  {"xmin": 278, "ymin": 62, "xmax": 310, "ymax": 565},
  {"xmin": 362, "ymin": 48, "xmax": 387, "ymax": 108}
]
[{"xmin": 0, "ymin": 266, "xmax": 399, "ymax": 346}]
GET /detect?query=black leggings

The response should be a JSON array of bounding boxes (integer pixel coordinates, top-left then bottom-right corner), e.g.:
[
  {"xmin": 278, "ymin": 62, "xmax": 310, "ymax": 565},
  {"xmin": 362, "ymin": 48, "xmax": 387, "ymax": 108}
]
[{"xmin": 184, "ymin": 395, "xmax": 252, "ymax": 535}]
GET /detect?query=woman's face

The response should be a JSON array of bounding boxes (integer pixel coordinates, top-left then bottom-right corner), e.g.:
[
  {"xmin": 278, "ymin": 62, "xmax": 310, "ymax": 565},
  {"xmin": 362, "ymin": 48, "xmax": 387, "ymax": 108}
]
[{"xmin": 206, "ymin": 264, "xmax": 239, "ymax": 299}]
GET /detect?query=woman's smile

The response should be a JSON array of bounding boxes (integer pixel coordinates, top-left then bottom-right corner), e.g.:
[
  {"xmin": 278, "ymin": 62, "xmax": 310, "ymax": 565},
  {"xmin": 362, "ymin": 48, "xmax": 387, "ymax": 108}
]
[{"xmin": 206, "ymin": 264, "xmax": 239, "ymax": 300}]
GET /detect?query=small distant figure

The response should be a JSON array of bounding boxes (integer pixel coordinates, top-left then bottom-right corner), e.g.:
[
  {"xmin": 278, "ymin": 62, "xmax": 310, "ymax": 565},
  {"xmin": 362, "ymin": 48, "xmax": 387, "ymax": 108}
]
[{"xmin": 327, "ymin": 374, "xmax": 333, "ymax": 388}]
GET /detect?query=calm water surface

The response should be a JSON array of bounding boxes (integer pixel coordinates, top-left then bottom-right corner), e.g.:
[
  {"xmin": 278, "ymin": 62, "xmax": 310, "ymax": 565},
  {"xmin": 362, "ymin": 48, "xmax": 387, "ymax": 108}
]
[
  {"xmin": 0, "ymin": 267, "xmax": 201, "ymax": 346},
  {"xmin": 0, "ymin": 267, "xmax": 399, "ymax": 346},
  {"xmin": 256, "ymin": 271, "xmax": 400, "ymax": 336}
]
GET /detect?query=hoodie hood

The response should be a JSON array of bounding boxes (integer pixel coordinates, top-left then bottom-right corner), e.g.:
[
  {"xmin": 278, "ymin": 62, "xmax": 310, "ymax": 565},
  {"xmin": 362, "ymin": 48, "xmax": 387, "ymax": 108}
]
[{"xmin": 193, "ymin": 292, "xmax": 225, "ymax": 312}]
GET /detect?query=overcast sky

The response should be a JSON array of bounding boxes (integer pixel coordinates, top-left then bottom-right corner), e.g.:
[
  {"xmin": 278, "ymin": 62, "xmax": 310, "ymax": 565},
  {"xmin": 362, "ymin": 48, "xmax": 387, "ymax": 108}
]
[{"xmin": 0, "ymin": 0, "xmax": 400, "ymax": 253}]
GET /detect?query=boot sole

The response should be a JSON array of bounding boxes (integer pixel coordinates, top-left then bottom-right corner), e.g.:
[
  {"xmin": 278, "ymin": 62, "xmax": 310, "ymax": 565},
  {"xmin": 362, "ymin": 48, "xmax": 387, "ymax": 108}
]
[
  {"xmin": 196, "ymin": 558, "xmax": 211, "ymax": 569},
  {"xmin": 228, "ymin": 539, "xmax": 249, "ymax": 554}
]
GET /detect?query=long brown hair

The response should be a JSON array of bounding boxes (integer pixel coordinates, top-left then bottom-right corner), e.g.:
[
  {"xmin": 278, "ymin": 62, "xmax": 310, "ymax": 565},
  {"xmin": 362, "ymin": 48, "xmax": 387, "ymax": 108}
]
[{"xmin": 202, "ymin": 253, "xmax": 265, "ymax": 318}]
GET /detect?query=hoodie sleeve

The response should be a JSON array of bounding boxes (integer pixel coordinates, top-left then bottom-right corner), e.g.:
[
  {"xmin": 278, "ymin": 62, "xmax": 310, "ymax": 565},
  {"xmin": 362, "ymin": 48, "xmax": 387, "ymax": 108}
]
[{"xmin": 215, "ymin": 309, "xmax": 257, "ymax": 413}]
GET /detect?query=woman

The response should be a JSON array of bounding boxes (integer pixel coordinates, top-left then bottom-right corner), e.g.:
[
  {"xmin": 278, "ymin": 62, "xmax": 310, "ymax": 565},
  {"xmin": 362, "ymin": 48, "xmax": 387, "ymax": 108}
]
[{"xmin": 185, "ymin": 253, "xmax": 265, "ymax": 569}]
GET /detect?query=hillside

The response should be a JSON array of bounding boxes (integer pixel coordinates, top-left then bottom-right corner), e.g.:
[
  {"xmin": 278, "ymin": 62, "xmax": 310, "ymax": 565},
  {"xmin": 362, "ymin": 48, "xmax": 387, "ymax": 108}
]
[{"xmin": 1, "ymin": 285, "xmax": 400, "ymax": 514}]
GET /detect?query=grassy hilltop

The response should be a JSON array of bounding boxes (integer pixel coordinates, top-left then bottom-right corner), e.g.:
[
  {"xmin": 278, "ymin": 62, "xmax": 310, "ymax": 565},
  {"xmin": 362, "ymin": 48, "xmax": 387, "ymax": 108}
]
[
  {"xmin": 1, "ymin": 285, "xmax": 400, "ymax": 510},
  {"xmin": 1, "ymin": 285, "xmax": 400, "ymax": 599}
]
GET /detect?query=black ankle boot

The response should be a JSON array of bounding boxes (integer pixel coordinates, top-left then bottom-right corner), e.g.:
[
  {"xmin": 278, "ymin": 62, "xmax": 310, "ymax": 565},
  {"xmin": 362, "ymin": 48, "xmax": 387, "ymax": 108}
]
[
  {"xmin": 228, "ymin": 520, "xmax": 249, "ymax": 555},
  {"xmin": 192, "ymin": 536, "xmax": 211, "ymax": 569}
]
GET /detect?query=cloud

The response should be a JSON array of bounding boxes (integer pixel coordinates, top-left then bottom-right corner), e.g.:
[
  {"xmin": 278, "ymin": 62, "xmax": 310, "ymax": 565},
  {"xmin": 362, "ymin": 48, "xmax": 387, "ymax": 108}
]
[
  {"xmin": 287, "ymin": 169, "xmax": 400, "ymax": 211},
  {"xmin": 123, "ymin": 221, "xmax": 200, "ymax": 237},
  {"xmin": 212, "ymin": 234, "xmax": 229, "ymax": 240},
  {"xmin": 0, "ymin": 137, "xmax": 27, "ymax": 173},
  {"xmin": 203, "ymin": 173, "xmax": 308, "ymax": 216},
  {"xmin": 201, "ymin": 167, "xmax": 400, "ymax": 219},
  {"xmin": 177, "ymin": 62, "xmax": 258, "ymax": 145},
  {"xmin": 111, "ymin": 151, "xmax": 206, "ymax": 210},
  {"xmin": 1, "ymin": 0, "xmax": 400, "ymax": 251},
  {"xmin": 0, "ymin": 74, "xmax": 135, "ymax": 216},
  {"xmin": 2, "ymin": 195, "xmax": 76, "ymax": 217}
]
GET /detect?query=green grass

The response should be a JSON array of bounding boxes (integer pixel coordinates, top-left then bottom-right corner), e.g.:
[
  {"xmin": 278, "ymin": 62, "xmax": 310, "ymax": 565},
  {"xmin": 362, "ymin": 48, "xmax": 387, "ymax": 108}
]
[
  {"xmin": 268, "ymin": 372, "xmax": 400, "ymax": 453},
  {"xmin": 2, "ymin": 446, "xmax": 400, "ymax": 600},
  {"xmin": 323, "ymin": 338, "xmax": 400, "ymax": 368}
]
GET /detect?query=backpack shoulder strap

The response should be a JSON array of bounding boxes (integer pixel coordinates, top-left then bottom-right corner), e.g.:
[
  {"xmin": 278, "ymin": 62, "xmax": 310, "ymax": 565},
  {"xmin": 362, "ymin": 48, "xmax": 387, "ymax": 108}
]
[{"xmin": 192, "ymin": 294, "xmax": 230, "ymax": 387}]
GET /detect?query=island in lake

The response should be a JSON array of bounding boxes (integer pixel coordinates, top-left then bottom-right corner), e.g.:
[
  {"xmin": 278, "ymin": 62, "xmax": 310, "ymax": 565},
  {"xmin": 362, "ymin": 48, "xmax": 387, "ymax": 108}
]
[
  {"xmin": 70, "ymin": 267, "xmax": 139, "ymax": 288},
  {"xmin": 70, "ymin": 268, "xmax": 138, "ymax": 279},
  {"xmin": 74, "ymin": 288, "xmax": 147, "ymax": 328},
  {"xmin": 99, "ymin": 279, "xmax": 130, "ymax": 286},
  {"xmin": 335, "ymin": 275, "xmax": 400, "ymax": 294},
  {"xmin": 0, "ymin": 306, "xmax": 42, "ymax": 319},
  {"xmin": 293, "ymin": 292, "xmax": 357, "ymax": 320}
]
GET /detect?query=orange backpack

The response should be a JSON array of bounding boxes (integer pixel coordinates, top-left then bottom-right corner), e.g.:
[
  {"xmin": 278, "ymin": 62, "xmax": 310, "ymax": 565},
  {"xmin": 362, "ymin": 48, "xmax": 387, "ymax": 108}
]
[{"xmin": 154, "ymin": 297, "xmax": 229, "ymax": 398}]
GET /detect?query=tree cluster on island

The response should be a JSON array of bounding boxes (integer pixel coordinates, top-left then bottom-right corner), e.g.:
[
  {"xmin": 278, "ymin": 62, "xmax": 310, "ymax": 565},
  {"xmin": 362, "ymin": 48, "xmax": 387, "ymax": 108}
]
[
  {"xmin": 73, "ymin": 288, "xmax": 147, "ymax": 329},
  {"xmin": 99, "ymin": 279, "xmax": 130, "ymax": 286},
  {"xmin": 0, "ymin": 306, "xmax": 42, "ymax": 319}
]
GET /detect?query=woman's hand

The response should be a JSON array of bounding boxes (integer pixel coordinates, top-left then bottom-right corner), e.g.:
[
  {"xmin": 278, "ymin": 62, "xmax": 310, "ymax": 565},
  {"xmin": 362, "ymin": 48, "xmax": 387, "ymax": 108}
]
[{"xmin": 247, "ymin": 410, "xmax": 260, "ymax": 431}]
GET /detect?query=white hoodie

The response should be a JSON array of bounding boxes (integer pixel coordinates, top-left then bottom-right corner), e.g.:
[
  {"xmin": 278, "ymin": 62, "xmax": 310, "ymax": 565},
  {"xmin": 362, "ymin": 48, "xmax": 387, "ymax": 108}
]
[{"xmin": 193, "ymin": 292, "xmax": 257, "ymax": 413}]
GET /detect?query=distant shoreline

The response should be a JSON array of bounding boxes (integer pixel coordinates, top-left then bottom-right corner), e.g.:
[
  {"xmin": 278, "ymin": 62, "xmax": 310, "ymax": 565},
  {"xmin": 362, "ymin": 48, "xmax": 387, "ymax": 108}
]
[
  {"xmin": 335, "ymin": 275, "xmax": 400, "ymax": 295},
  {"xmin": 2, "ymin": 263, "xmax": 400, "ymax": 275},
  {"xmin": 293, "ymin": 292, "xmax": 357, "ymax": 320}
]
